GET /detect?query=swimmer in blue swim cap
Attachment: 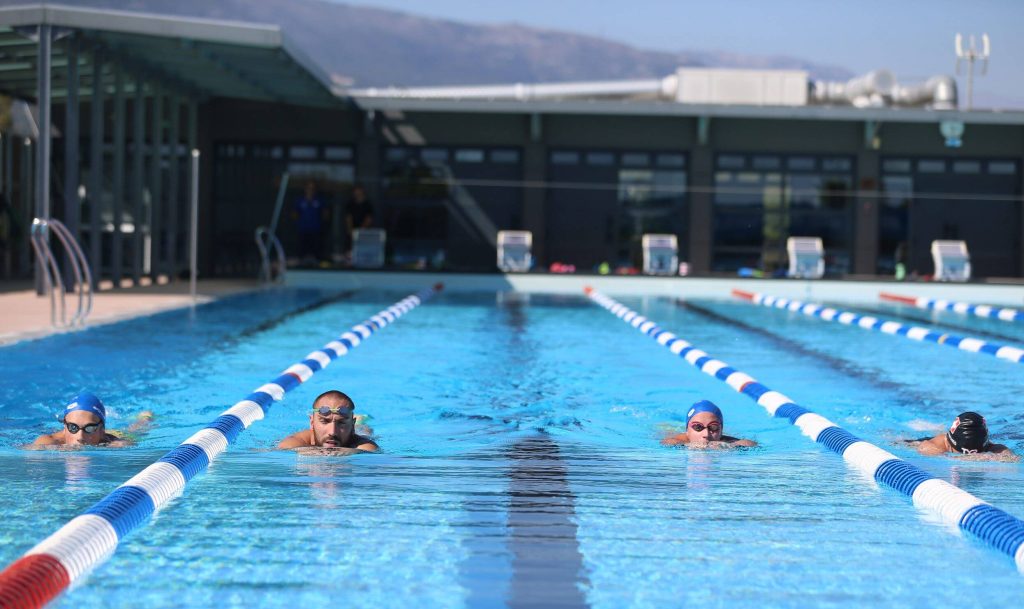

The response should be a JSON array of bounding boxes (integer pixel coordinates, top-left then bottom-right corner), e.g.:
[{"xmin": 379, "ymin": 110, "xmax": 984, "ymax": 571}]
[
  {"xmin": 29, "ymin": 392, "xmax": 153, "ymax": 448},
  {"xmin": 661, "ymin": 400, "xmax": 756, "ymax": 448}
]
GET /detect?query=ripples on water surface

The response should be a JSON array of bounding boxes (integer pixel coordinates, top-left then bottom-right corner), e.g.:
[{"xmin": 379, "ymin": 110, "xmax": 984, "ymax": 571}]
[{"xmin": 1, "ymin": 288, "xmax": 1023, "ymax": 608}]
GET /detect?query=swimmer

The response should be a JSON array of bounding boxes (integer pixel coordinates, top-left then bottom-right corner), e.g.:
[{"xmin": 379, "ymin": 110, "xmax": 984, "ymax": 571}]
[
  {"xmin": 277, "ymin": 390, "xmax": 378, "ymax": 454},
  {"xmin": 910, "ymin": 412, "xmax": 1017, "ymax": 460},
  {"xmin": 29, "ymin": 392, "xmax": 153, "ymax": 448},
  {"xmin": 660, "ymin": 400, "xmax": 757, "ymax": 448}
]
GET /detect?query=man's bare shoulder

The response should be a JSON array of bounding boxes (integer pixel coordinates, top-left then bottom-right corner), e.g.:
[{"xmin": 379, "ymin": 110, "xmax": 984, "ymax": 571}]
[
  {"xmin": 277, "ymin": 430, "xmax": 313, "ymax": 449},
  {"xmin": 29, "ymin": 432, "xmax": 63, "ymax": 447}
]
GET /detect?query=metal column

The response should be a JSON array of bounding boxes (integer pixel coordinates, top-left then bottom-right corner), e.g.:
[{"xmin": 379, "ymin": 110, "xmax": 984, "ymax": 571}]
[
  {"xmin": 150, "ymin": 84, "xmax": 163, "ymax": 280},
  {"xmin": 111, "ymin": 63, "xmax": 125, "ymax": 287},
  {"xmin": 63, "ymin": 34, "xmax": 80, "ymax": 290},
  {"xmin": 166, "ymin": 95, "xmax": 179, "ymax": 278},
  {"xmin": 88, "ymin": 49, "xmax": 104, "ymax": 287},
  {"xmin": 34, "ymin": 23, "xmax": 52, "ymax": 294},
  {"xmin": 131, "ymin": 72, "xmax": 145, "ymax": 284}
]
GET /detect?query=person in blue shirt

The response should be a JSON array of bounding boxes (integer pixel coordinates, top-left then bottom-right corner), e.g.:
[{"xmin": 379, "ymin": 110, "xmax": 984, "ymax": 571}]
[{"xmin": 292, "ymin": 181, "xmax": 327, "ymax": 264}]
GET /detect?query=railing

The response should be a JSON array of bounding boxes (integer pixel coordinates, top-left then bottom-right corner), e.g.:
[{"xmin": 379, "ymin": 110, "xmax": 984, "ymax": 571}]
[
  {"xmin": 254, "ymin": 226, "xmax": 286, "ymax": 285},
  {"xmin": 29, "ymin": 217, "xmax": 93, "ymax": 328}
]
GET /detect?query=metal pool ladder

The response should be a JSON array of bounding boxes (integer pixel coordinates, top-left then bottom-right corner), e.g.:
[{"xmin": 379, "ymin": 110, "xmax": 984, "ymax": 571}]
[
  {"xmin": 29, "ymin": 217, "xmax": 94, "ymax": 328},
  {"xmin": 255, "ymin": 226, "xmax": 286, "ymax": 285}
]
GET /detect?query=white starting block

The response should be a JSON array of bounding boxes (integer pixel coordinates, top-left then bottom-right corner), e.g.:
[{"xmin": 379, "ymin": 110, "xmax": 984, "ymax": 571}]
[
  {"xmin": 931, "ymin": 240, "xmax": 971, "ymax": 282},
  {"xmin": 642, "ymin": 234, "xmax": 678, "ymax": 276},
  {"xmin": 786, "ymin": 237, "xmax": 825, "ymax": 279},
  {"xmin": 352, "ymin": 228, "xmax": 386, "ymax": 268},
  {"xmin": 497, "ymin": 230, "xmax": 533, "ymax": 272}
]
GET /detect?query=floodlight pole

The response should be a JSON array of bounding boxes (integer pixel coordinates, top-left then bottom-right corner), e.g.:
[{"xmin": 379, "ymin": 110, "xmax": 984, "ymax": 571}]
[
  {"xmin": 189, "ymin": 149, "xmax": 199, "ymax": 304},
  {"xmin": 955, "ymin": 33, "xmax": 990, "ymax": 111}
]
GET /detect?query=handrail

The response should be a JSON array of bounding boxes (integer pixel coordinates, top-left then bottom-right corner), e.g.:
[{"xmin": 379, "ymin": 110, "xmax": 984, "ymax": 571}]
[
  {"xmin": 29, "ymin": 218, "xmax": 93, "ymax": 328},
  {"xmin": 254, "ymin": 226, "xmax": 286, "ymax": 285}
]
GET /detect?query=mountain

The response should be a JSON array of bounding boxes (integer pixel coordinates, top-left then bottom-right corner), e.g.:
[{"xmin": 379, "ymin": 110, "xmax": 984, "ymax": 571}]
[{"xmin": 1, "ymin": 0, "xmax": 855, "ymax": 87}]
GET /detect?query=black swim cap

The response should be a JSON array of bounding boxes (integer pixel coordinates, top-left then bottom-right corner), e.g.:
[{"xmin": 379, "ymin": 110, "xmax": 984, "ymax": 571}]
[{"xmin": 946, "ymin": 412, "xmax": 989, "ymax": 454}]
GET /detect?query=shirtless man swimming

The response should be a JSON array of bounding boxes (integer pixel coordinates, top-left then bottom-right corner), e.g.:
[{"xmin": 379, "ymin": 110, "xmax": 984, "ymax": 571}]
[
  {"xmin": 661, "ymin": 400, "xmax": 757, "ymax": 448},
  {"xmin": 30, "ymin": 392, "xmax": 151, "ymax": 448},
  {"xmin": 912, "ymin": 411, "xmax": 1017, "ymax": 460},
  {"xmin": 277, "ymin": 390, "xmax": 378, "ymax": 454}
]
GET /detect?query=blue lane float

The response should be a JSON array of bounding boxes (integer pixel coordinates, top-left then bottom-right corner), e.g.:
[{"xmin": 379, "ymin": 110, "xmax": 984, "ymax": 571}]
[
  {"xmin": 733, "ymin": 289, "xmax": 1024, "ymax": 365},
  {"xmin": 0, "ymin": 286, "xmax": 442, "ymax": 609},
  {"xmin": 584, "ymin": 286, "xmax": 1024, "ymax": 574},
  {"xmin": 881, "ymin": 291, "xmax": 1024, "ymax": 324}
]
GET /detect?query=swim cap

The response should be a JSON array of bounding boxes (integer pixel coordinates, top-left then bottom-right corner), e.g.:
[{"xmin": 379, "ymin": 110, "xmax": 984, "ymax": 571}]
[
  {"xmin": 61, "ymin": 392, "xmax": 106, "ymax": 422},
  {"xmin": 686, "ymin": 400, "xmax": 723, "ymax": 424},
  {"xmin": 946, "ymin": 411, "xmax": 988, "ymax": 454}
]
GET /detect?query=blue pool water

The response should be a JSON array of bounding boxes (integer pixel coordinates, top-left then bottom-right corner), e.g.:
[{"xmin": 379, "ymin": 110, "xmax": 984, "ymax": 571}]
[{"xmin": 1, "ymin": 287, "xmax": 1023, "ymax": 608}]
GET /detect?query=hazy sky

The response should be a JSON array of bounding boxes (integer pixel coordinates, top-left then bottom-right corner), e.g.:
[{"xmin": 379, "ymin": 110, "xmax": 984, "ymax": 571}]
[{"xmin": 343, "ymin": 0, "xmax": 1023, "ymax": 108}]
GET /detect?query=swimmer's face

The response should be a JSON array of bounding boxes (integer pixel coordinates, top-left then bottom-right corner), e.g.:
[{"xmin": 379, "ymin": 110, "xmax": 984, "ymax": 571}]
[
  {"xmin": 686, "ymin": 411, "xmax": 723, "ymax": 444},
  {"xmin": 309, "ymin": 399, "xmax": 354, "ymax": 448},
  {"xmin": 62, "ymin": 411, "xmax": 105, "ymax": 446}
]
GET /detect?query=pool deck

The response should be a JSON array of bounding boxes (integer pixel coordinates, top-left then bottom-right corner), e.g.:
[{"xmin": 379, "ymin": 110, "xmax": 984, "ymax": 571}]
[
  {"xmin": 0, "ymin": 279, "xmax": 260, "ymax": 345},
  {"xmin": 286, "ymin": 270, "xmax": 1024, "ymax": 306}
]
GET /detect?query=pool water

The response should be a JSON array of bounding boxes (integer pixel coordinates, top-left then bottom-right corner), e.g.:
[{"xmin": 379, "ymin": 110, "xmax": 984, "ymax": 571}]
[{"xmin": 1, "ymin": 288, "xmax": 1023, "ymax": 608}]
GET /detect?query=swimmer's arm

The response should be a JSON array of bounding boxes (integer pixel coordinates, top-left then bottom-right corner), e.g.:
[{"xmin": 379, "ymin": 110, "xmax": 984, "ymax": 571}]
[
  {"xmin": 277, "ymin": 430, "xmax": 313, "ymax": 449},
  {"xmin": 731, "ymin": 438, "xmax": 757, "ymax": 447},
  {"xmin": 354, "ymin": 438, "xmax": 379, "ymax": 452},
  {"xmin": 125, "ymin": 411, "xmax": 155, "ymax": 434}
]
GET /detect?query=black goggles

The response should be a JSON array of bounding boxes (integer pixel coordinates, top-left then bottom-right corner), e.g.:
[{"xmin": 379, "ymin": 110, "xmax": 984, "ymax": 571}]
[{"xmin": 65, "ymin": 421, "xmax": 102, "ymax": 434}]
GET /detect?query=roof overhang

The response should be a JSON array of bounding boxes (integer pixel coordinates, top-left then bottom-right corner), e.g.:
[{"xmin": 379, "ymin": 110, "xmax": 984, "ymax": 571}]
[
  {"xmin": 0, "ymin": 3, "xmax": 345, "ymax": 107},
  {"xmin": 352, "ymin": 96, "xmax": 1024, "ymax": 126}
]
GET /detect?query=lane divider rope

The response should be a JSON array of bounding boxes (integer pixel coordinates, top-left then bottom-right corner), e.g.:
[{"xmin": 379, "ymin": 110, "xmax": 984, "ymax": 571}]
[
  {"xmin": 880, "ymin": 291, "xmax": 1024, "ymax": 324},
  {"xmin": 733, "ymin": 289, "xmax": 1024, "ymax": 365},
  {"xmin": 0, "ymin": 285, "xmax": 443, "ymax": 609},
  {"xmin": 584, "ymin": 286, "xmax": 1024, "ymax": 574}
]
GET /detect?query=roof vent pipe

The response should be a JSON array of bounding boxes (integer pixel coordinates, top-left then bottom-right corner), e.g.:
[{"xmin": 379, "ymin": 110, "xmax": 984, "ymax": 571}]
[
  {"xmin": 810, "ymin": 70, "xmax": 896, "ymax": 107},
  {"xmin": 892, "ymin": 75, "xmax": 958, "ymax": 110}
]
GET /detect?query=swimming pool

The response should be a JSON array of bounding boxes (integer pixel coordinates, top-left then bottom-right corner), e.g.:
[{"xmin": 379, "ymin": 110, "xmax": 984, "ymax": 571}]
[{"xmin": 1, "ymin": 286, "xmax": 1023, "ymax": 608}]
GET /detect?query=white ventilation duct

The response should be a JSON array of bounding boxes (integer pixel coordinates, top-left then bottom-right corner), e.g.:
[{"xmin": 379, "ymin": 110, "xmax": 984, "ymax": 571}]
[
  {"xmin": 810, "ymin": 70, "xmax": 896, "ymax": 107},
  {"xmin": 892, "ymin": 75, "xmax": 958, "ymax": 110}
]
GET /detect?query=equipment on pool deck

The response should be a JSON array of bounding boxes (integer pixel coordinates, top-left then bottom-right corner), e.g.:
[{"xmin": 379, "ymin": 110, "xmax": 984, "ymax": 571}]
[
  {"xmin": 641, "ymin": 234, "xmax": 678, "ymax": 276},
  {"xmin": 931, "ymin": 240, "xmax": 971, "ymax": 282},
  {"xmin": 353, "ymin": 228, "xmax": 386, "ymax": 269},
  {"xmin": 497, "ymin": 230, "xmax": 532, "ymax": 272},
  {"xmin": 786, "ymin": 236, "xmax": 825, "ymax": 279}
]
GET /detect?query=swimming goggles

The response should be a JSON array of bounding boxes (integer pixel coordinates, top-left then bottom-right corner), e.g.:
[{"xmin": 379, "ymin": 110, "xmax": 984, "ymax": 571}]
[
  {"xmin": 313, "ymin": 405, "xmax": 353, "ymax": 417},
  {"xmin": 64, "ymin": 421, "xmax": 101, "ymax": 434},
  {"xmin": 689, "ymin": 422, "xmax": 721, "ymax": 433}
]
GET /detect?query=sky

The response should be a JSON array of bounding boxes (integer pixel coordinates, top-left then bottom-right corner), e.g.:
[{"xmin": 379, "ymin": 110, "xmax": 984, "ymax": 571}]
[{"xmin": 341, "ymin": 0, "xmax": 1024, "ymax": 108}]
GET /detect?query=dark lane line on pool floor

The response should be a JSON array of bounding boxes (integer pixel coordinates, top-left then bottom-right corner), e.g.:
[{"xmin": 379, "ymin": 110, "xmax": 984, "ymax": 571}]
[
  {"xmin": 238, "ymin": 290, "xmax": 357, "ymax": 337},
  {"xmin": 676, "ymin": 299, "xmax": 943, "ymax": 409},
  {"xmin": 454, "ymin": 296, "xmax": 590, "ymax": 609},
  {"xmin": 507, "ymin": 435, "xmax": 590, "ymax": 609}
]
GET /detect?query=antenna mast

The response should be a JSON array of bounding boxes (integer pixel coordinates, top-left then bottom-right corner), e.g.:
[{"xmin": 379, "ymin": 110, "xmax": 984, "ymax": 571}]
[{"xmin": 955, "ymin": 33, "xmax": 989, "ymax": 110}]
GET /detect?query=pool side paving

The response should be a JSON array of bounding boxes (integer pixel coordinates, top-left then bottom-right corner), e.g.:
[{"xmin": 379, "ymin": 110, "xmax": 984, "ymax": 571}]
[{"xmin": 0, "ymin": 280, "xmax": 260, "ymax": 345}]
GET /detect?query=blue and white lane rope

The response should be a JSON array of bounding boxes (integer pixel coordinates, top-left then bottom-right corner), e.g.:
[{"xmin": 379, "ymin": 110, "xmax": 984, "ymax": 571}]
[
  {"xmin": 584, "ymin": 287, "xmax": 1024, "ymax": 574},
  {"xmin": 881, "ymin": 291, "xmax": 1024, "ymax": 324},
  {"xmin": 733, "ymin": 289, "xmax": 1024, "ymax": 365},
  {"xmin": 0, "ymin": 285, "xmax": 442, "ymax": 609}
]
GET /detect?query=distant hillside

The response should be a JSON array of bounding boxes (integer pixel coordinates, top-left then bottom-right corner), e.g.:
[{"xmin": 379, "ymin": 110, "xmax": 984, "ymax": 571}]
[{"xmin": 1, "ymin": 0, "xmax": 854, "ymax": 87}]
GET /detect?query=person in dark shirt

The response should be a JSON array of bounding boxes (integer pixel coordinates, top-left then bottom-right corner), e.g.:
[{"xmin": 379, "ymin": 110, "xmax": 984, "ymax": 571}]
[
  {"xmin": 345, "ymin": 184, "xmax": 374, "ymax": 259},
  {"xmin": 292, "ymin": 181, "xmax": 327, "ymax": 264}
]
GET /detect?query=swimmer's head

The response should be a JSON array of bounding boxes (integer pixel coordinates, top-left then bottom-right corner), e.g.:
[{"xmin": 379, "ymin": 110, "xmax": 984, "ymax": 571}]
[
  {"xmin": 686, "ymin": 400, "xmax": 724, "ymax": 444},
  {"xmin": 309, "ymin": 390, "xmax": 355, "ymax": 448},
  {"xmin": 60, "ymin": 392, "xmax": 106, "ymax": 446},
  {"xmin": 946, "ymin": 411, "xmax": 989, "ymax": 454}
]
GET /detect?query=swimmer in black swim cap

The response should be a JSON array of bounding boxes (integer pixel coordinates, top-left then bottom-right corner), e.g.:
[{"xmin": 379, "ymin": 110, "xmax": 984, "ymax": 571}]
[{"xmin": 915, "ymin": 411, "xmax": 1016, "ymax": 458}]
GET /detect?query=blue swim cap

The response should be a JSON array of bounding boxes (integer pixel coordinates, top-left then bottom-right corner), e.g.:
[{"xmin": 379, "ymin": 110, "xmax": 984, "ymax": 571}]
[
  {"xmin": 61, "ymin": 392, "xmax": 106, "ymax": 422},
  {"xmin": 686, "ymin": 400, "xmax": 723, "ymax": 424}
]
